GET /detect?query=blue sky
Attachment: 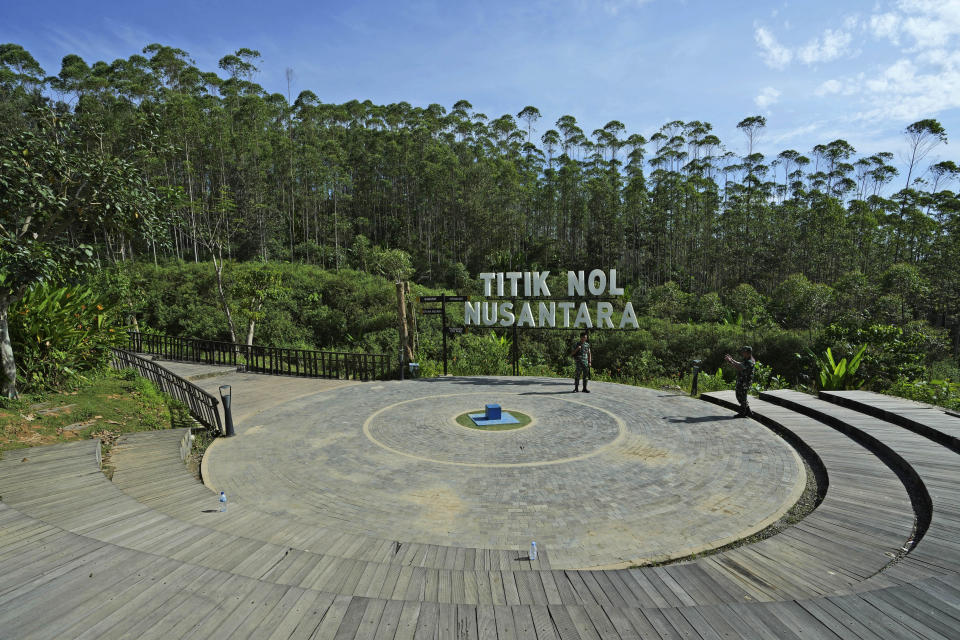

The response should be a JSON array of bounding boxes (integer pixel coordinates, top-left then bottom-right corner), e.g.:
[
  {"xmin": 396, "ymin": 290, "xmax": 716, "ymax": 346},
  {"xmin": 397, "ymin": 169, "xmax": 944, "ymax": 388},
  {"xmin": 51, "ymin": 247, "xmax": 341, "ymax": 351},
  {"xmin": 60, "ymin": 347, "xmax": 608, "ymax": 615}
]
[{"xmin": 3, "ymin": 0, "xmax": 958, "ymax": 177}]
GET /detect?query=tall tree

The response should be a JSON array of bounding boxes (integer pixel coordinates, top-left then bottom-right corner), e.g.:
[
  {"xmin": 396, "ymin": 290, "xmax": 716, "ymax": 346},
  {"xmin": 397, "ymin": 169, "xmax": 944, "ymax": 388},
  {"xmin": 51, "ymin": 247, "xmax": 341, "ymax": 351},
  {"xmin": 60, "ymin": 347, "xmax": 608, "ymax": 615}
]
[{"xmin": 0, "ymin": 108, "xmax": 163, "ymax": 397}]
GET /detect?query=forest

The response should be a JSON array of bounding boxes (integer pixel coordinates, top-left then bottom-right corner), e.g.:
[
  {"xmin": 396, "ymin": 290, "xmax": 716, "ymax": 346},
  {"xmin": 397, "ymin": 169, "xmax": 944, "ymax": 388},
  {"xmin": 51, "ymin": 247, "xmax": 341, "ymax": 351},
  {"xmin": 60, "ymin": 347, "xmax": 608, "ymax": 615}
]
[{"xmin": 1, "ymin": 42, "xmax": 959, "ymax": 406}]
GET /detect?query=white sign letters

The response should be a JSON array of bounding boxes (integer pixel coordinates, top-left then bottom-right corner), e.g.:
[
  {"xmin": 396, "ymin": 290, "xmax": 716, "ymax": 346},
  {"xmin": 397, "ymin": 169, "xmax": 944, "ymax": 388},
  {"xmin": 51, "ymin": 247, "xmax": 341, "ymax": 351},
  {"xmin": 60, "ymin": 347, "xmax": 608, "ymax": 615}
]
[{"xmin": 466, "ymin": 269, "xmax": 639, "ymax": 329}]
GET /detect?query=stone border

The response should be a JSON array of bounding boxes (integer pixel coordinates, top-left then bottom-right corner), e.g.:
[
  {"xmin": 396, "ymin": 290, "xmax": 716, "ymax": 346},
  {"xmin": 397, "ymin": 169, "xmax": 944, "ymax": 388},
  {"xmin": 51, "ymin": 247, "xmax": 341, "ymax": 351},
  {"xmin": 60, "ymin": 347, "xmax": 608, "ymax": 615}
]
[{"xmin": 450, "ymin": 409, "xmax": 536, "ymax": 432}]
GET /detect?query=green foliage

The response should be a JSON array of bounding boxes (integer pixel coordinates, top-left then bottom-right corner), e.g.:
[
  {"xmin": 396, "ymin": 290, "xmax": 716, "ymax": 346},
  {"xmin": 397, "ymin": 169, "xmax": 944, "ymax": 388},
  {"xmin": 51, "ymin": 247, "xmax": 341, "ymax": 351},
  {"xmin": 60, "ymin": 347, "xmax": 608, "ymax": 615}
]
[
  {"xmin": 125, "ymin": 261, "xmax": 411, "ymax": 352},
  {"xmin": 696, "ymin": 367, "xmax": 734, "ymax": 393},
  {"xmin": 880, "ymin": 263, "xmax": 929, "ymax": 324},
  {"xmin": 817, "ymin": 323, "xmax": 943, "ymax": 389},
  {"xmin": 647, "ymin": 282, "xmax": 693, "ymax": 321},
  {"xmin": 751, "ymin": 361, "xmax": 789, "ymax": 394},
  {"xmin": 10, "ymin": 284, "xmax": 123, "ymax": 391},
  {"xmin": 771, "ymin": 273, "xmax": 835, "ymax": 329},
  {"xmin": 694, "ymin": 292, "xmax": 726, "ymax": 323},
  {"xmin": 885, "ymin": 378, "xmax": 960, "ymax": 411},
  {"xmin": 0, "ymin": 44, "xmax": 957, "ymax": 376},
  {"xmin": 723, "ymin": 284, "xmax": 770, "ymax": 329},
  {"xmin": 447, "ymin": 332, "xmax": 513, "ymax": 376},
  {"xmin": 0, "ymin": 108, "xmax": 162, "ymax": 294},
  {"xmin": 817, "ymin": 345, "xmax": 866, "ymax": 391},
  {"xmin": 0, "ymin": 106, "xmax": 163, "ymax": 396},
  {"xmin": 830, "ymin": 270, "xmax": 876, "ymax": 326}
]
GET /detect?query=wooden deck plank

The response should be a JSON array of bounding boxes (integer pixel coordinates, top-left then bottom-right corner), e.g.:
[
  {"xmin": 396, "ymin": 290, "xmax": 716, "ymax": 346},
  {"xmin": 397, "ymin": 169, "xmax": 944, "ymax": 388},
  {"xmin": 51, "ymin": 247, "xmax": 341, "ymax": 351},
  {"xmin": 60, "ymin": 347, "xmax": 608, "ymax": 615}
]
[
  {"xmin": 372, "ymin": 599, "xmax": 405, "ymax": 640},
  {"xmin": 476, "ymin": 604, "xmax": 498, "ymax": 640}
]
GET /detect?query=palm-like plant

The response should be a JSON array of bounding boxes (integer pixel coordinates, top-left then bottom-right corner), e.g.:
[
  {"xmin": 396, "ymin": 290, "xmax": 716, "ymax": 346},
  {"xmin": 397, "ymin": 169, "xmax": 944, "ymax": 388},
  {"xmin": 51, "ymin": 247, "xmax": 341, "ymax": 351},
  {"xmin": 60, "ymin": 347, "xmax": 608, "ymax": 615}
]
[{"xmin": 818, "ymin": 345, "xmax": 867, "ymax": 390}]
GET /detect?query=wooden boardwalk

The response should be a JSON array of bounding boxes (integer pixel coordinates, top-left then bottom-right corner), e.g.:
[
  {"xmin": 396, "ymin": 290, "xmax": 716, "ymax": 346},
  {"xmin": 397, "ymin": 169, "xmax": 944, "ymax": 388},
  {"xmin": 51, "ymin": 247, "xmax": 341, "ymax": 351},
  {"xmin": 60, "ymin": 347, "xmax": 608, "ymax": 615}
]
[{"xmin": 2, "ymin": 373, "xmax": 960, "ymax": 637}]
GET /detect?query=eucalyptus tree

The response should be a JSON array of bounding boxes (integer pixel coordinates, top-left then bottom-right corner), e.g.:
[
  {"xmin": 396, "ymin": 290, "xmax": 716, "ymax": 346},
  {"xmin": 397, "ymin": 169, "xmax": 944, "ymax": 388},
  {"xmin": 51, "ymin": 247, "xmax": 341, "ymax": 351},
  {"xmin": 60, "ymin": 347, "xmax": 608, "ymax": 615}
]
[
  {"xmin": 903, "ymin": 119, "xmax": 947, "ymax": 189},
  {"xmin": 517, "ymin": 105, "xmax": 541, "ymax": 144},
  {"xmin": 5, "ymin": 41, "xmax": 959, "ymax": 347}
]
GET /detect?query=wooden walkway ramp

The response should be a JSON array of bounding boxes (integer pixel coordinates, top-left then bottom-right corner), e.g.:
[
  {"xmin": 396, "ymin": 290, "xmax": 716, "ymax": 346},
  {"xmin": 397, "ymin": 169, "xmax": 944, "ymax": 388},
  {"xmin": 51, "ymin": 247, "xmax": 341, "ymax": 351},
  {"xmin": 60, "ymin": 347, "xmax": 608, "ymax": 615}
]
[
  {"xmin": 761, "ymin": 390, "xmax": 960, "ymax": 587},
  {"xmin": 2, "ymin": 379, "xmax": 960, "ymax": 637}
]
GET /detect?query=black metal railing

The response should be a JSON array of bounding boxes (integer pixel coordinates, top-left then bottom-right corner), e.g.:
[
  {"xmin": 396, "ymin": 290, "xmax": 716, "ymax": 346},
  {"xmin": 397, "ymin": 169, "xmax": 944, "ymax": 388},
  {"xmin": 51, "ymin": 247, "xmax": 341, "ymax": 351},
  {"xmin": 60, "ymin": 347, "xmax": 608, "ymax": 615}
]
[
  {"xmin": 110, "ymin": 348, "xmax": 224, "ymax": 434},
  {"xmin": 126, "ymin": 332, "xmax": 392, "ymax": 381}
]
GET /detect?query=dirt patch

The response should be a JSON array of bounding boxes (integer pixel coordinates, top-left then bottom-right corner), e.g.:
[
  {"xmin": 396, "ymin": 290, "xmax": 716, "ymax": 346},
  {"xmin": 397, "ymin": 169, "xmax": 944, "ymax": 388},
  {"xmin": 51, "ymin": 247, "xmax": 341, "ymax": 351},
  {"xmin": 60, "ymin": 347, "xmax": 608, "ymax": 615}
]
[
  {"xmin": 615, "ymin": 434, "xmax": 671, "ymax": 464},
  {"xmin": 404, "ymin": 487, "xmax": 466, "ymax": 534}
]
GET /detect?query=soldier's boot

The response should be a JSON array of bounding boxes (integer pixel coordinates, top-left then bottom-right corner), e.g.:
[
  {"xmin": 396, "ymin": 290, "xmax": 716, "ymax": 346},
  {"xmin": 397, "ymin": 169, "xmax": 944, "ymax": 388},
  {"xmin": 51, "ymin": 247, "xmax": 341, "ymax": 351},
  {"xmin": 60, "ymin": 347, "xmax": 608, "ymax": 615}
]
[
  {"xmin": 582, "ymin": 380, "xmax": 590, "ymax": 393},
  {"xmin": 573, "ymin": 378, "xmax": 580, "ymax": 392}
]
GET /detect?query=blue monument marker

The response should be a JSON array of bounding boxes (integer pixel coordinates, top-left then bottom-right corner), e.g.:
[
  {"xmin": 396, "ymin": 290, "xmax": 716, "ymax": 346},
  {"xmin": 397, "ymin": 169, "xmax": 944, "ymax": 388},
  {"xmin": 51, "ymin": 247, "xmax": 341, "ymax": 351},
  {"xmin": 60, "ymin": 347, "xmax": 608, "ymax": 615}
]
[{"xmin": 469, "ymin": 403, "xmax": 520, "ymax": 426}]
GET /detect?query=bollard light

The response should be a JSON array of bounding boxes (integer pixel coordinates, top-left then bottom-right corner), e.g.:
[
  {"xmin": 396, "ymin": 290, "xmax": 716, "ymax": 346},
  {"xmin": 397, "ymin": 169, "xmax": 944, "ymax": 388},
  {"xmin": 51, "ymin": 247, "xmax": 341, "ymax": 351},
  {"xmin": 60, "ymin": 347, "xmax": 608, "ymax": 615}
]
[
  {"xmin": 219, "ymin": 384, "xmax": 235, "ymax": 437},
  {"xmin": 691, "ymin": 360, "xmax": 702, "ymax": 397}
]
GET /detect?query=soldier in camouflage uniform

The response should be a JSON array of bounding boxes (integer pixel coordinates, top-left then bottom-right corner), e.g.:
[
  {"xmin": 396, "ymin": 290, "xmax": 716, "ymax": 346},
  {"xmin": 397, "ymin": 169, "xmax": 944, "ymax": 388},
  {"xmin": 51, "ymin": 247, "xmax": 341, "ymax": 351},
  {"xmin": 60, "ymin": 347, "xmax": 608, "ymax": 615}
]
[
  {"xmin": 571, "ymin": 331, "xmax": 592, "ymax": 393},
  {"xmin": 725, "ymin": 346, "xmax": 755, "ymax": 417}
]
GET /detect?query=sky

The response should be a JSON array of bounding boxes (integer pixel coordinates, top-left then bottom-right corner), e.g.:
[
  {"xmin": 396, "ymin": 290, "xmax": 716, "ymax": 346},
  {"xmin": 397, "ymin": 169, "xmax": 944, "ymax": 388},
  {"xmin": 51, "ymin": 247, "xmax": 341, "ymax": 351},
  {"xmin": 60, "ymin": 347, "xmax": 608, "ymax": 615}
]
[{"xmin": 2, "ymin": 0, "xmax": 959, "ymax": 175}]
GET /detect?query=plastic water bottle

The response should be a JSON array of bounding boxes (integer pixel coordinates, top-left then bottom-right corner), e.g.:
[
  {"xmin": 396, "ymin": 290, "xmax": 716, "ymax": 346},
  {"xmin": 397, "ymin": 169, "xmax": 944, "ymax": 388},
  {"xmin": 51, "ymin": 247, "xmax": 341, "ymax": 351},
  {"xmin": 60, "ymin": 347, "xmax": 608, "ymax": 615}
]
[
  {"xmin": 219, "ymin": 491, "xmax": 227, "ymax": 512},
  {"xmin": 529, "ymin": 541, "xmax": 537, "ymax": 561}
]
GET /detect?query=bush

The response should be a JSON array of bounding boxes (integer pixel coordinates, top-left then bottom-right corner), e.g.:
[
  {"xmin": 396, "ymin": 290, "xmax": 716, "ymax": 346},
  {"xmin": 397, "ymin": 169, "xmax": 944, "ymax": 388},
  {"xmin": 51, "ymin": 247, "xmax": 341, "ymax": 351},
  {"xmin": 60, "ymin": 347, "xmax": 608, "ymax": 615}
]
[
  {"xmin": 447, "ymin": 332, "xmax": 513, "ymax": 376},
  {"xmin": 816, "ymin": 323, "xmax": 945, "ymax": 389},
  {"xmin": 886, "ymin": 379, "xmax": 960, "ymax": 411},
  {"xmin": 10, "ymin": 283, "xmax": 124, "ymax": 391},
  {"xmin": 751, "ymin": 361, "xmax": 789, "ymax": 393}
]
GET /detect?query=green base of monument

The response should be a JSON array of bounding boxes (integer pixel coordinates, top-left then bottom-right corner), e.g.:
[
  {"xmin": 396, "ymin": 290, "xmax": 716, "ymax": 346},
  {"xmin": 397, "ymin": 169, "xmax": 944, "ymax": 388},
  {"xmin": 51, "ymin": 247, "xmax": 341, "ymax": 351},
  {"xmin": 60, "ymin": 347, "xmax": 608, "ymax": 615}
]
[{"xmin": 455, "ymin": 410, "xmax": 532, "ymax": 431}]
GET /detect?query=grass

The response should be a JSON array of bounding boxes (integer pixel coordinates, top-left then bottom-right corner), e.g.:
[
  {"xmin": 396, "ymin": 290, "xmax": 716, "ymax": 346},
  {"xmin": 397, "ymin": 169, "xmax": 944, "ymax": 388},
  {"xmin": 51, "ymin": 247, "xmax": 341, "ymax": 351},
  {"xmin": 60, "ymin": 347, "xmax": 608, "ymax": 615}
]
[
  {"xmin": 455, "ymin": 410, "xmax": 533, "ymax": 431},
  {"xmin": 0, "ymin": 369, "xmax": 193, "ymax": 465}
]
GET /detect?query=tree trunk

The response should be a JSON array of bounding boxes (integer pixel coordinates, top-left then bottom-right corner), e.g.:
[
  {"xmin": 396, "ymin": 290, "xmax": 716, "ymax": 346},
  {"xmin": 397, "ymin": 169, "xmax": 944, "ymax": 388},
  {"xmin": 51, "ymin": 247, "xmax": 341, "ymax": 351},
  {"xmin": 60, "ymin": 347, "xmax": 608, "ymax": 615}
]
[
  {"xmin": 0, "ymin": 294, "xmax": 19, "ymax": 399},
  {"xmin": 405, "ymin": 281, "xmax": 417, "ymax": 361},
  {"xmin": 245, "ymin": 300, "xmax": 264, "ymax": 346},
  {"xmin": 212, "ymin": 252, "xmax": 238, "ymax": 343},
  {"xmin": 396, "ymin": 281, "xmax": 414, "ymax": 364}
]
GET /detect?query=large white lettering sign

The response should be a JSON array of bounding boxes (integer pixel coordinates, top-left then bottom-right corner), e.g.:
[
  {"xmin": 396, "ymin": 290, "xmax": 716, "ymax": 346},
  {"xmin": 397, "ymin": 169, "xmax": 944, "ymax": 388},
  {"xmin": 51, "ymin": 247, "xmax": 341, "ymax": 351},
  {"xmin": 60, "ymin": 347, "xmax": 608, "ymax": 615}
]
[{"xmin": 465, "ymin": 269, "xmax": 639, "ymax": 329}]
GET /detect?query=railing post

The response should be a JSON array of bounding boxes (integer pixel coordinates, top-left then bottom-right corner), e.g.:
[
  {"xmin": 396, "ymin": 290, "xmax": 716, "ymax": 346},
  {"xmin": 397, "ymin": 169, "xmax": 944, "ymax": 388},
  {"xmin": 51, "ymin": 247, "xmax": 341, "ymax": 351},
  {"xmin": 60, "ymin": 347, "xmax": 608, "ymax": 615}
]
[
  {"xmin": 691, "ymin": 360, "xmax": 702, "ymax": 397},
  {"xmin": 219, "ymin": 385, "xmax": 235, "ymax": 437}
]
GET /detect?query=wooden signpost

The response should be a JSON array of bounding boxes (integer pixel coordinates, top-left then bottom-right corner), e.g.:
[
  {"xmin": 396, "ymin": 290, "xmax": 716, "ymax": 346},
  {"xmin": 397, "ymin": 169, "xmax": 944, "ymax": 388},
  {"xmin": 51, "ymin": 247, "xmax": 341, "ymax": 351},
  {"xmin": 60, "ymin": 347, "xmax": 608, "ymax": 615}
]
[{"xmin": 419, "ymin": 294, "xmax": 470, "ymax": 375}]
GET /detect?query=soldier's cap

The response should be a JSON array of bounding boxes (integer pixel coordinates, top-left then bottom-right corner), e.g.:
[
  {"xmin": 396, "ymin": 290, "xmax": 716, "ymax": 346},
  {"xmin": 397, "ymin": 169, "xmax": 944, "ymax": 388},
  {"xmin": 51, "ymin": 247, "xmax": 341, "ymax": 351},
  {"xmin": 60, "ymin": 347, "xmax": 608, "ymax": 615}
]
[{"xmin": 740, "ymin": 345, "xmax": 752, "ymax": 353}]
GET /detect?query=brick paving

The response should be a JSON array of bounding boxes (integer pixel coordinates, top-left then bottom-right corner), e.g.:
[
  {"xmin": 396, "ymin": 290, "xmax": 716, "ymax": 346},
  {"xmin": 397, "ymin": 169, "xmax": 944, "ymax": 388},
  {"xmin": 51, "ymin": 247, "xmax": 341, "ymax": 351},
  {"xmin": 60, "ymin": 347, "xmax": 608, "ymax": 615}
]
[{"xmin": 203, "ymin": 377, "xmax": 804, "ymax": 569}]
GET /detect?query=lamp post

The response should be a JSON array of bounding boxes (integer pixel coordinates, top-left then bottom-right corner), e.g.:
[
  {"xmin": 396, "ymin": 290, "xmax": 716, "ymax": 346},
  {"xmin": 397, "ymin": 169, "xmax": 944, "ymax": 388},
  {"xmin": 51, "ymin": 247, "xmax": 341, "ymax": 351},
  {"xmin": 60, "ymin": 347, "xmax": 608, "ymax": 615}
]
[
  {"xmin": 219, "ymin": 385, "xmax": 235, "ymax": 437},
  {"xmin": 691, "ymin": 360, "xmax": 702, "ymax": 397}
]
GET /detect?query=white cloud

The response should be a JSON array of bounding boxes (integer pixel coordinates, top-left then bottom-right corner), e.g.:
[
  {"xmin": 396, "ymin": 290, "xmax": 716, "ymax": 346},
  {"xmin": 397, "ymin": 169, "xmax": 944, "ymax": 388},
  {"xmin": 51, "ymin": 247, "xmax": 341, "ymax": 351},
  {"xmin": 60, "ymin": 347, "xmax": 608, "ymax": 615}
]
[
  {"xmin": 768, "ymin": 123, "xmax": 822, "ymax": 145},
  {"xmin": 798, "ymin": 28, "xmax": 853, "ymax": 64},
  {"xmin": 755, "ymin": 26, "xmax": 792, "ymax": 69},
  {"xmin": 869, "ymin": 12, "xmax": 901, "ymax": 42},
  {"xmin": 600, "ymin": 0, "xmax": 654, "ymax": 15},
  {"xmin": 869, "ymin": 1, "xmax": 960, "ymax": 49},
  {"xmin": 804, "ymin": 2, "xmax": 960, "ymax": 122},
  {"xmin": 755, "ymin": 23, "xmax": 856, "ymax": 69},
  {"xmin": 815, "ymin": 78, "xmax": 844, "ymax": 95},
  {"xmin": 754, "ymin": 86, "xmax": 782, "ymax": 109}
]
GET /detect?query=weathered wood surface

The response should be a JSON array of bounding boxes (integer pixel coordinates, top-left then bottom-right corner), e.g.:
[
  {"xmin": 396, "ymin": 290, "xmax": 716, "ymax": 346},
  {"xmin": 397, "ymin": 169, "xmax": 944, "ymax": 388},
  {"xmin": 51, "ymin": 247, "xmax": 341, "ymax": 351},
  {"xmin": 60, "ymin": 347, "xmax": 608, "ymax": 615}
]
[
  {"xmin": 107, "ymin": 407, "xmax": 915, "ymax": 607},
  {"xmin": 761, "ymin": 390, "xmax": 960, "ymax": 587},
  {"xmin": 2, "ymin": 380, "xmax": 960, "ymax": 636},
  {"xmin": 819, "ymin": 389, "xmax": 960, "ymax": 452}
]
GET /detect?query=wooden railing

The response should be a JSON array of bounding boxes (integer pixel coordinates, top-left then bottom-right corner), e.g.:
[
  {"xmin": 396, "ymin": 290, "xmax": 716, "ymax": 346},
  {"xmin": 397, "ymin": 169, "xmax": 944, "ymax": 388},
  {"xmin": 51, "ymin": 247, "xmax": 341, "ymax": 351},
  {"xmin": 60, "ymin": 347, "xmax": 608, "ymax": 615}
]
[
  {"xmin": 109, "ymin": 348, "xmax": 224, "ymax": 434},
  {"xmin": 126, "ymin": 332, "xmax": 392, "ymax": 381}
]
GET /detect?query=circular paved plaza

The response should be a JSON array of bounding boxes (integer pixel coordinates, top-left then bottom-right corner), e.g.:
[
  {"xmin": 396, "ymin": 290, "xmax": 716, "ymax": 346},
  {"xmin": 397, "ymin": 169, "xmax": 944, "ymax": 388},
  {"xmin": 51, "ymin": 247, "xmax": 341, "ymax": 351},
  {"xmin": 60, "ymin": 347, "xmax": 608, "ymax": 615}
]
[{"xmin": 204, "ymin": 377, "xmax": 805, "ymax": 569}]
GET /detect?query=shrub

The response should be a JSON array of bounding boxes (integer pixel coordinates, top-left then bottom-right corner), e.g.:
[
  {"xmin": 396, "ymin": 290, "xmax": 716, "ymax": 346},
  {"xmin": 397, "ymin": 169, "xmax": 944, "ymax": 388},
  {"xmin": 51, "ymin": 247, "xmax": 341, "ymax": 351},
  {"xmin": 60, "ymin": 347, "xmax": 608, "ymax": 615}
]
[
  {"xmin": 817, "ymin": 323, "xmax": 941, "ymax": 389},
  {"xmin": 10, "ymin": 283, "xmax": 124, "ymax": 391},
  {"xmin": 446, "ymin": 332, "xmax": 513, "ymax": 376},
  {"xmin": 751, "ymin": 361, "xmax": 789, "ymax": 393},
  {"xmin": 886, "ymin": 379, "xmax": 960, "ymax": 411},
  {"xmin": 816, "ymin": 345, "xmax": 867, "ymax": 391}
]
